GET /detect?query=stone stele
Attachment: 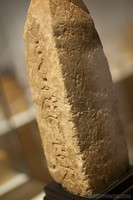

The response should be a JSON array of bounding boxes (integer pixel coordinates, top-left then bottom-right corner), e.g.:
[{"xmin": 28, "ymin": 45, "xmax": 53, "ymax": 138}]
[{"xmin": 24, "ymin": 0, "xmax": 129, "ymax": 197}]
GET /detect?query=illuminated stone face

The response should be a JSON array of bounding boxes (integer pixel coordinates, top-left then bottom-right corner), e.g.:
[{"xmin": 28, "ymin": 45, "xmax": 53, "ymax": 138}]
[{"xmin": 24, "ymin": 0, "xmax": 129, "ymax": 197}]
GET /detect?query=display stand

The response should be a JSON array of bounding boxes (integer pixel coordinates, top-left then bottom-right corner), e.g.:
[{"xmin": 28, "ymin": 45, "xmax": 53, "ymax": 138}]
[{"xmin": 44, "ymin": 166, "xmax": 133, "ymax": 200}]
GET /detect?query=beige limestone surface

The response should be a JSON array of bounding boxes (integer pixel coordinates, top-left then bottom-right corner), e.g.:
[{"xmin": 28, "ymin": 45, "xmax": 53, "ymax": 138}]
[{"xmin": 24, "ymin": 0, "xmax": 129, "ymax": 197}]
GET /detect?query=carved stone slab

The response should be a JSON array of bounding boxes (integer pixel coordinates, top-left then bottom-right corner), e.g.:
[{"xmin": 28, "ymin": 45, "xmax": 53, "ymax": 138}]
[{"xmin": 24, "ymin": 0, "xmax": 129, "ymax": 197}]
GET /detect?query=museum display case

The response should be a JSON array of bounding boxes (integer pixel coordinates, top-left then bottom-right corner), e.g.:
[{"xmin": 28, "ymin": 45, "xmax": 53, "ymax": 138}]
[{"xmin": 0, "ymin": 70, "xmax": 52, "ymax": 200}]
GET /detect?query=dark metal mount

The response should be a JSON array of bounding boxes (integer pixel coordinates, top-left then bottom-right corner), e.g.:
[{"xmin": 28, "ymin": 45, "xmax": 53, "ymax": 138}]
[{"xmin": 44, "ymin": 166, "xmax": 133, "ymax": 200}]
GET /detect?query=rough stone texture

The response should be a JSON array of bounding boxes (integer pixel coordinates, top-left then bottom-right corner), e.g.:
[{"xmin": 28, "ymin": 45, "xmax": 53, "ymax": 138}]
[{"xmin": 24, "ymin": 0, "xmax": 129, "ymax": 197}]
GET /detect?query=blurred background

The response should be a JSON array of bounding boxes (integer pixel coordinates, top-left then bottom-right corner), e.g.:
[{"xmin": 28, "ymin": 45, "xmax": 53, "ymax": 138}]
[{"xmin": 0, "ymin": 0, "xmax": 133, "ymax": 199}]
